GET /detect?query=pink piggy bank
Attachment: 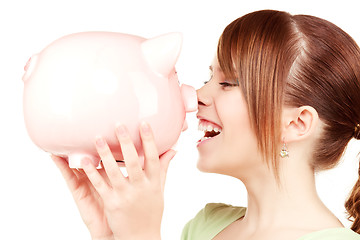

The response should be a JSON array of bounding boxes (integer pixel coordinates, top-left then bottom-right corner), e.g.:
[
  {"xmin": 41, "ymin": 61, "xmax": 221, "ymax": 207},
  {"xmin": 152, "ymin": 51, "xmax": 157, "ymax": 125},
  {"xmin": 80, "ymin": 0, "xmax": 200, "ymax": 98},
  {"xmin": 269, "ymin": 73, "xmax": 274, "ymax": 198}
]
[{"xmin": 23, "ymin": 32, "xmax": 197, "ymax": 168}]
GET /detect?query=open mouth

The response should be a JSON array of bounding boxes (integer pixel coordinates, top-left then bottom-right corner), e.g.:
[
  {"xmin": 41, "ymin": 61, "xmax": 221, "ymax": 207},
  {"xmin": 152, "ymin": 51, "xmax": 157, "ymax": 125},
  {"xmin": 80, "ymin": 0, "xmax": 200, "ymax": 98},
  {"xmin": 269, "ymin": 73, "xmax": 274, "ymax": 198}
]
[{"xmin": 198, "ymin": 120, "xmax": 222, "ymax": 143}]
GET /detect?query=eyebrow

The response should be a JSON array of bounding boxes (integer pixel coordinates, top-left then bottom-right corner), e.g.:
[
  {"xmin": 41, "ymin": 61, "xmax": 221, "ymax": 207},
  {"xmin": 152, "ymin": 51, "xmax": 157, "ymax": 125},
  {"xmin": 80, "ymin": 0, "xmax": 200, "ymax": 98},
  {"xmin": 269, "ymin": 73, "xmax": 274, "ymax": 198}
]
[{"xmin": 209, "ymin": 65, "xmax": 213, "ymax": 72}]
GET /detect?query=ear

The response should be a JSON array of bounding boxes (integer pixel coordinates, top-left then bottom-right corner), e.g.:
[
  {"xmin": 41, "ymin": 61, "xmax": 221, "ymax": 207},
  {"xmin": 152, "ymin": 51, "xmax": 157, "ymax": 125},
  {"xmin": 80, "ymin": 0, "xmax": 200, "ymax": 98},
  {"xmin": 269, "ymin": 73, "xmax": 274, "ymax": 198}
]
[
  {"xmin": 281, "ymin": 106, "xmax": 319, "ymax": 143},
  {"xmin": 141, "ymin": 32, "xmax": 182, "ymax": 77}
]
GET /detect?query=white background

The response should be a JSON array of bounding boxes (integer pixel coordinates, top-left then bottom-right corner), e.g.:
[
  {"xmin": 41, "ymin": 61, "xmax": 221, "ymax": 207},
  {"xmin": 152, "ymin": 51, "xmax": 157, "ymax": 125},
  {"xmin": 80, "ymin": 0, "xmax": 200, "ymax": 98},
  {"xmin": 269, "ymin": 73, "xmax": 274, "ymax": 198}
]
[{"xmin": 1, "ymin": 0, "xmax": 360, "ymax": 239}]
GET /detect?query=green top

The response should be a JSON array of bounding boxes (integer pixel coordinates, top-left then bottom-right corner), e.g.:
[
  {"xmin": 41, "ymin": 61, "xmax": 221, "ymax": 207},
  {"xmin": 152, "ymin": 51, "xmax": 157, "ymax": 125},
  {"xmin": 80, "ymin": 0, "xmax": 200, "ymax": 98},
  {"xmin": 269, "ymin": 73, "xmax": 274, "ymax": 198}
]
[{"xmin": 181, "ymin": 203, "xmax": 360, "ymax": 240}]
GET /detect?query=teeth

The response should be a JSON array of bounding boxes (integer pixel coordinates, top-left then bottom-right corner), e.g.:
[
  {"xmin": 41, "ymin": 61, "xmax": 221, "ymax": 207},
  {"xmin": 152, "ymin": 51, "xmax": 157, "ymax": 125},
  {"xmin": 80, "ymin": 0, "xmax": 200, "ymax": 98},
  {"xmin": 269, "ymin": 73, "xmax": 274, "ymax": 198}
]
[
  {"xmin": 197, "ymin": 122, "xmax": 222, "ymax": 144},
  {"xmin": 198, "ymin": 124, "xmax": 207, "ymax": 131},
  {"xmin": 198, "ymin": 122, "xmax": 222, "ymax": 133},
  {"xmin": 199, "ymin": 137, "xmax": 211, "ymax": 142}
]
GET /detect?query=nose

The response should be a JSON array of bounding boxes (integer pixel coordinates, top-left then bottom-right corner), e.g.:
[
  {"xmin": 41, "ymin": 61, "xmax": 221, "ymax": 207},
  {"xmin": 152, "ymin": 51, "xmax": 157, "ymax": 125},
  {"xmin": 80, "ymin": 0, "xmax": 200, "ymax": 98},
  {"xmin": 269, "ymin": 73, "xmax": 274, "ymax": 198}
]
[{"xmin": 197, "ymin": 84, "xmax": 212, "ymax": 107}]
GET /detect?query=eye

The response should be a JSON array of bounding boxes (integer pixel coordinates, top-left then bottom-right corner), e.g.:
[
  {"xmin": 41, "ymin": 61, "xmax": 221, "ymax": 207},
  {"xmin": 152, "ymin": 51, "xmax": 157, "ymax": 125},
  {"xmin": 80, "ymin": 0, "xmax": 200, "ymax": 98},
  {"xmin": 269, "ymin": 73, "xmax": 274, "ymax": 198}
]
[
  {"xmin": 171, "ymin": 70, "xmax": 180, "ymax": 84},
  {"xmin": 219, "ymin": 82, "xmax": 232, "ymax": 87},
  {"xmin": 219, "ymin": 81, "xmax": 238, "ymax": 88}
]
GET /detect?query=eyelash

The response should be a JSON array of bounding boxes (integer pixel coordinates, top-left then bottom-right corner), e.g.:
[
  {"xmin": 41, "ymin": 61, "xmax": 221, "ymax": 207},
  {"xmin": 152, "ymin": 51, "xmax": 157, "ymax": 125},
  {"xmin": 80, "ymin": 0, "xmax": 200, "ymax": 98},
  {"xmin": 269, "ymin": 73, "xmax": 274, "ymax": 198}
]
[
  {"xmin": 203, "ymin": 81, "xmax": 238, "ymax": 88},
  {"xmin": 219, "ymin": 82, "xmax": 238, "ymax": 87},
  {"xmin": 203, "ymin": 70, "xmax": 238, "ymax": 87},
  {"xmin": 203, "ymin": 72, "xmax": 214, "ymax": 85}
]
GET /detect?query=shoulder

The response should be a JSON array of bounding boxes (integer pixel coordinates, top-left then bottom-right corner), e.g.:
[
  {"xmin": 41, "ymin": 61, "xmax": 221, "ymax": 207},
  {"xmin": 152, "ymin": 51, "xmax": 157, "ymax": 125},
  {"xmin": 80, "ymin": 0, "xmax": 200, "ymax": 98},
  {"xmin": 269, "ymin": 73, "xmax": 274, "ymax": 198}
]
[
  {"xmin": 181, "ymin": 203, "xmax": 246, "ymax": 240},
  {"xmin": 202, "ymin": 203, "xmax": 246, "ymax": 220},
  {"xmin": 298, "ymin": 228, "xmax": 360, "ymax": 240}
]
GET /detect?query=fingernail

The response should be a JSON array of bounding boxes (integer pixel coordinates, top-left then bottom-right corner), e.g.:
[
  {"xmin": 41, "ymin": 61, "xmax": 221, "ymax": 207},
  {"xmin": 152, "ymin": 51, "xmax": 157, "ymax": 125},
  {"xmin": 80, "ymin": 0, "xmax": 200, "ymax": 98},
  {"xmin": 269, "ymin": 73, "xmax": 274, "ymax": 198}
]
[
  {"xmin": 116, "ymin": 124, "xmax": 127, "ymax": 137},
  {"xmin": 141, "ymin": 121, "xmax": 151, "ymax": 135},
  {"xmin": 96, "ymin": 137, "xmax": 105, "ymax": 147}
]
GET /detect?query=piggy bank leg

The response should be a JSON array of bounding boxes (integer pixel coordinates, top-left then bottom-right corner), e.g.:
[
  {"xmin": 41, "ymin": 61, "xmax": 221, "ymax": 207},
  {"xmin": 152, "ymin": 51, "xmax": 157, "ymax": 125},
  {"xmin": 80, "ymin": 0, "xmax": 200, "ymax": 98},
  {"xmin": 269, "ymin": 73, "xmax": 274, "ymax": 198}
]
[
  {"xmin": 181, "ymin": 120, "xmax": 188, "ymax": 131},
  {"xmin": 68, "ymin": 153, "xmax": 101, "ymax": 169}
]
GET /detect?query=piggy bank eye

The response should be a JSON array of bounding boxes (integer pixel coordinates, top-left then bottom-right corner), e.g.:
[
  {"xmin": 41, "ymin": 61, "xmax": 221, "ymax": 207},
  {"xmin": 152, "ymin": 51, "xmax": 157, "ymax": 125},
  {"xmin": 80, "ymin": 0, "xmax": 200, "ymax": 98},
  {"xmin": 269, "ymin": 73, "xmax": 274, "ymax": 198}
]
[{"xmin": 171, "ymin": 70, "xmax": 180, "ymax": 84}]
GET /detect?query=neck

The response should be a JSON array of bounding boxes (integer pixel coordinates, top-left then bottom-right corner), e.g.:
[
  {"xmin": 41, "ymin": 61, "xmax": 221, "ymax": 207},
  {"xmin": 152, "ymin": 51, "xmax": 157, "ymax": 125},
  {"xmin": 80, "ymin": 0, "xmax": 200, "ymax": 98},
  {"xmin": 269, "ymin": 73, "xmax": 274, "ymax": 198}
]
[{"xmin": 239, "ymin": 158, "xmax": 342, "ymax": 232}]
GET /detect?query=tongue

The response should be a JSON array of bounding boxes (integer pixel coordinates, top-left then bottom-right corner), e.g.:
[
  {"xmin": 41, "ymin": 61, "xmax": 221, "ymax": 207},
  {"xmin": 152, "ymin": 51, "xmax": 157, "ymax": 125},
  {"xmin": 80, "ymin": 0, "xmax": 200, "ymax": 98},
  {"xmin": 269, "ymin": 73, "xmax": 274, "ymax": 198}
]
[{"xmin": 205, "ymin": 131, "xmax": 220, "ymax": 138}]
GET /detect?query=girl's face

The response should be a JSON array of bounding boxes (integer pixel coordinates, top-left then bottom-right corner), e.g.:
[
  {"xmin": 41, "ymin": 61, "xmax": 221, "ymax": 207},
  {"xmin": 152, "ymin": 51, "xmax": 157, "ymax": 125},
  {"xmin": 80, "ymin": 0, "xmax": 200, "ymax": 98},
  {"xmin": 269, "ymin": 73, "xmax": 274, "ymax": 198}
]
[{"xmin": 196, "ymin": 58, "xmax": 261, "ymax": 178}]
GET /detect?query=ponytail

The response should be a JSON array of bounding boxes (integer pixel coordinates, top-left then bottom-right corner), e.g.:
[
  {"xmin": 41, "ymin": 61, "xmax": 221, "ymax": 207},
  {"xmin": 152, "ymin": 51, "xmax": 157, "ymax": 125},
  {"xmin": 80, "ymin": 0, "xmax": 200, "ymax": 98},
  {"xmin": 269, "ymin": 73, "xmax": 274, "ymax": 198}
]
[{"xmin": 345, "ymin": 155, "xmax": 360, "ymax": 233}]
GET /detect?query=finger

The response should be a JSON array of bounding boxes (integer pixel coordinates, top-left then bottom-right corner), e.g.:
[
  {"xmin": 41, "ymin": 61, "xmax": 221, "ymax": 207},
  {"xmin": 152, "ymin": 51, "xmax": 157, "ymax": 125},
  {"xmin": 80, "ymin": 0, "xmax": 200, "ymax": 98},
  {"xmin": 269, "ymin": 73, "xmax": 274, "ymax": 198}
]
[
  {"xmin": 140, "ymin": 121, "xmax": 160, "ymax": 179},
  {"xmin": 98, "ymin": 167, "xmax": 112, "ymax": 187},
  {"xmin": 95, "ymin": 137, "xmax": 125, "ymax": 189},
  {"xmin": 52, "ymin": 155, "xmax": 80, "ymax": 192},
  {"xmin": 159, "ymin": 149, "xmax": 176, "ymax": 189},
  {"xmin": 72, "ymin": 168, "xmax": 85, "ymax": 179},
  {"xmin": 115, "ymin": 124, "xmax": 143, "ymax": 183},
  {"xmin": 81, "ymin": 158, "xmax": 111, "ymax": 197}
]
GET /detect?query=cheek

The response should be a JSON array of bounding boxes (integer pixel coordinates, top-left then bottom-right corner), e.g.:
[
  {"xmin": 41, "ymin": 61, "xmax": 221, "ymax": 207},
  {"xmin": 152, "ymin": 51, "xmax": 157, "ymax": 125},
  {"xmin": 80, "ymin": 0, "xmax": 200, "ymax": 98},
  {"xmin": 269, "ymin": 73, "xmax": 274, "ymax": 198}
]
[
  {"xmin": 216, "ymin": 93, "xmax": 259, "ymax": 163},
  {"xmin": 217, "ymin": 92, "xmax": 251, "ymax": 132}
]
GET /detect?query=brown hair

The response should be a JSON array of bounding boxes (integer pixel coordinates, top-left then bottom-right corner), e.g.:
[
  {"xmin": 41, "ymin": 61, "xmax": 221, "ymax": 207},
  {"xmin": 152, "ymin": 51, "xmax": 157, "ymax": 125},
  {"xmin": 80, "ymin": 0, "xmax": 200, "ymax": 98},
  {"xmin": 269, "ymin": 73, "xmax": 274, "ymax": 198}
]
[{"xmin": 217, "ymin": 10, "xmax": 360, "ymax": 232}]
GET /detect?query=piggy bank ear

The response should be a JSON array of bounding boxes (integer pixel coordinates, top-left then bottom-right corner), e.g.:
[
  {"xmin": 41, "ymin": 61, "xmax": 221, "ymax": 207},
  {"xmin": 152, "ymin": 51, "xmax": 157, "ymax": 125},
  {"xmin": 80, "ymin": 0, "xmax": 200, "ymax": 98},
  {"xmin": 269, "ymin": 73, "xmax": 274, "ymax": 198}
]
[{"xmin": 141, "ymin": 32, "xmax": 182, "ymax": 77}]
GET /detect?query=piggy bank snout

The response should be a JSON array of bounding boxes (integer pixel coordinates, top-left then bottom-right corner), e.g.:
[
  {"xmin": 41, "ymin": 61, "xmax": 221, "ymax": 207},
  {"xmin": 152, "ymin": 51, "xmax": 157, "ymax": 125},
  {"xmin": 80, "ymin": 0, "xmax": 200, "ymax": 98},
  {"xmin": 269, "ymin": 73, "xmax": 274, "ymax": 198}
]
[{"xmin": 181, "ymin": 84, "xmax": 198, "ymax": 112}]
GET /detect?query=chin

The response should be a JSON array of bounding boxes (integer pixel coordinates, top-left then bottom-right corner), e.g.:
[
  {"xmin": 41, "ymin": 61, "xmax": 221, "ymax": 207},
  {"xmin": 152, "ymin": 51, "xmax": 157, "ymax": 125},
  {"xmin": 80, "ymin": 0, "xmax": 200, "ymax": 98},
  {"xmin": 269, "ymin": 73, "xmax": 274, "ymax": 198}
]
[
  {"xmin": 196, "ymin": 156, "xmax": 216, "ymax": 173},
  {"xmin": 196, "ymin": 156, "xmax": 227, "ymax": 175}
]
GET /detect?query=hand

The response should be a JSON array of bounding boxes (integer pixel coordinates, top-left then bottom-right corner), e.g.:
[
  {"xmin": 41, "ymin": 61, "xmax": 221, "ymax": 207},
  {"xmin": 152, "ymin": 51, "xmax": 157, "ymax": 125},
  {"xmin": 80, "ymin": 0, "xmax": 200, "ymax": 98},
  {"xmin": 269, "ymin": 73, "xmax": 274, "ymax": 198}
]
[
  {"xmin": 52, "ymin": 155, "xmax": 114, "ymax": 240},
  {"xmin": 81, "ymin": 122, "xmax": 176, "ymax": 240}
]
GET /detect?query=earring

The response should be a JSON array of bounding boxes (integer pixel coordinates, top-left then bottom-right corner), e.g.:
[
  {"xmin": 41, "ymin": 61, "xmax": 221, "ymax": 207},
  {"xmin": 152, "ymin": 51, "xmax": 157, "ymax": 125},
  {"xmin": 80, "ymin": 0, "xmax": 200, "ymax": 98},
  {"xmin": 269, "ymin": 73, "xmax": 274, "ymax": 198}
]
[{"xmin": 280, "ymin": 142, "xmax": 289, "ymax": 158}]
